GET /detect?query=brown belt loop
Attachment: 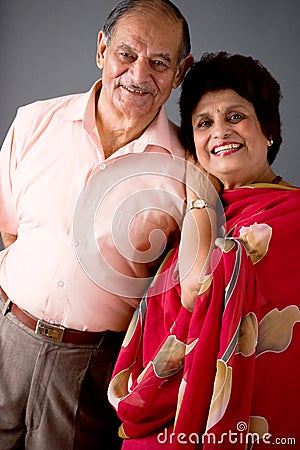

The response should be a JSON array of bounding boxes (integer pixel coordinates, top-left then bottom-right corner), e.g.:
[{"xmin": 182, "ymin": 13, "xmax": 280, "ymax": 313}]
[{"xmin": 0, "ymin": 288, "xmax": 110, "ymax": 345}]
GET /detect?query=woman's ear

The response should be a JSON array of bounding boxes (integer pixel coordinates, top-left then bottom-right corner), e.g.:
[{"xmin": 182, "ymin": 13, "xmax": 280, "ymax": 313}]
[{"xmin": 173, "ymin": 54, "xmax": 194, "ymax": 89}]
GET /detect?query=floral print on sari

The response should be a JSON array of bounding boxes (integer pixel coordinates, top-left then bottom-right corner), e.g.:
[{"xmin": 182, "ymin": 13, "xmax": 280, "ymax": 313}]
[{"xmin": 108, "ymin": 185, "xmax": 300, "ymax": 449}]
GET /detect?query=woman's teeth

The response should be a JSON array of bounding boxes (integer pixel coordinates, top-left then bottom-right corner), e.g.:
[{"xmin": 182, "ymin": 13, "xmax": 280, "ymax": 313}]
[{"xmin": 212, "ymin": 143, "xmax": 242, "ymax": 155}]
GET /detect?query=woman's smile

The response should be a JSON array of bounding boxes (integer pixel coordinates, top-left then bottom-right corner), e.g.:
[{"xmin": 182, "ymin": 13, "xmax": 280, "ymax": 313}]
[{"xmin": 210, "ymin": 142, "xmax": 243, "ymax": 156}]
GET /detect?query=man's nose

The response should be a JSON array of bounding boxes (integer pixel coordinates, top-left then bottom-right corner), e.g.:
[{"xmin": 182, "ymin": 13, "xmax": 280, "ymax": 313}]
[{"xmin": 129, "ymin": 57, "xmax": 151, "ymax": 83}]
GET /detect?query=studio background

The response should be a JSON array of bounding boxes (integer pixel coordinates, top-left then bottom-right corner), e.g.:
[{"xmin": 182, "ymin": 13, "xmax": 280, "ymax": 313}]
[{"xmin": 0, "ymin": 0, "xmax": 299, "ymax": 249}]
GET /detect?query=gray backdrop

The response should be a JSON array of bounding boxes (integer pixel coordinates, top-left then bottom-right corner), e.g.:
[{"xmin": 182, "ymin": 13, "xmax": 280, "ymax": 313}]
[{"xmin": 0, "ymin": 0, "xmax": 299, "ymax": 183}]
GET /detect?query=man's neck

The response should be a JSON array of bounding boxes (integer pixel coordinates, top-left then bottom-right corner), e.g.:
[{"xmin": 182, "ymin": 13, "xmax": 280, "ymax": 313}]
[
  {"xmin": 95, "ymin": 92, "xmax": 159, "ymax": 158},
  {"xmin": 96, "ymin": 114, "xmax": 148, "ymax": 158}
]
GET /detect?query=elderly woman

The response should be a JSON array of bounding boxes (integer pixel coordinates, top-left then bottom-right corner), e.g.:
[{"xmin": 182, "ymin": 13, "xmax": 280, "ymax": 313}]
[{"xmin": 108, "ymin": 52, "xmax": 300, "ymax": 449}]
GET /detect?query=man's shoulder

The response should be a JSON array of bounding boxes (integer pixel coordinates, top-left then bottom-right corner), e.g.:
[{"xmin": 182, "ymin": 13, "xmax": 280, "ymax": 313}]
[
  {"xmin": 16, "ymin": 91, "xmax": 84, "ymax": 120},
  {"xmin": 9, "ymin": 90, "xmax": 88, "ymax": 146}
]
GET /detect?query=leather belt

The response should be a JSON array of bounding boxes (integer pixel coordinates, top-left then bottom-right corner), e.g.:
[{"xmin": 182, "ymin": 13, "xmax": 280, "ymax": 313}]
[{"xmin": 0, "ymin": 288, "xmax": 107, "ymax": 345}]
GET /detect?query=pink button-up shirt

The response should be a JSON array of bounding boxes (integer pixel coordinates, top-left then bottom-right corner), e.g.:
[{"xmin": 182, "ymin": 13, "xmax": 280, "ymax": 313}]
[{"xmin": 0, "ymin": 80, "xmax": 186, "ymax": 331}]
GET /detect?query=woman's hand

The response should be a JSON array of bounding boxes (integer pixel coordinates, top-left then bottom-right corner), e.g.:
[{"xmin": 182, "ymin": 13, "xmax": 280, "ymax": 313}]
[
  {"xmin": 185, "ymin": 154, "xmax": 222, "ymax": 205},
  {"xmin": 179, "ymin": 155, "xmax": 222, "ymax": 312}
]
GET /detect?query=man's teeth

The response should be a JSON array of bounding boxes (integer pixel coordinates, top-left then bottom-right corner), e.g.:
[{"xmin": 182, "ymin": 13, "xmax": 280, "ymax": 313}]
[
  {"xmin": 213, "ymin": 144, "xmax": 241, "ymax": 154},
  {"xmin": 124, "ymin": 86, "xmax": 145, "ymax": 94}
]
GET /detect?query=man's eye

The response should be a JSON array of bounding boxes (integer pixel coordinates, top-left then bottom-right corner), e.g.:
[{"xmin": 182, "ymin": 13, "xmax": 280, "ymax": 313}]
[
  {"xmin": 121, "ymin": 52, "xmax": 132, "ymax": 58},
  {"xmin": 151, "ymin": 60, "xmax": 168, "ymax": 71},
  {"xmin": 117, "ymin": 51, "xmax": 134, "ymax": 62}
]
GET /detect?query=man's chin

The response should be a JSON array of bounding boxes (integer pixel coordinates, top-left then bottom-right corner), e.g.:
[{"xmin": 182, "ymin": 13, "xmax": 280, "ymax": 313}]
[{"xmin": 117, "ymin": 101, "xmax": 158, "ymax": 120}]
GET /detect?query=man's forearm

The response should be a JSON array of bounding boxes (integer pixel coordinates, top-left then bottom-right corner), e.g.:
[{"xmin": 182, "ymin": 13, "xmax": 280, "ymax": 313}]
[{"xmin": 1, "ymin": 232, "xmax": 17, "ymax": 248}]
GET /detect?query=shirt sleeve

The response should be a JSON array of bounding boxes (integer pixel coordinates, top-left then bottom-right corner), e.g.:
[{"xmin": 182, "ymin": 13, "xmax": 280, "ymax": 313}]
[{"xmin": 0, "ymin": 118, "xmax": 19, "ymax": 234}]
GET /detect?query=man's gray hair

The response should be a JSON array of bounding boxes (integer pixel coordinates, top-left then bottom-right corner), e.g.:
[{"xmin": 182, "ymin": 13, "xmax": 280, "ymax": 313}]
[{"xmin": 102, "ymin": 0, "xmax": 191, "ymax": 63}]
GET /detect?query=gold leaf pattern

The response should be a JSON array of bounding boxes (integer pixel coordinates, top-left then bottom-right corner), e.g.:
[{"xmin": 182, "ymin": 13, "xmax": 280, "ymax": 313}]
[
  {"xmin": 198, "ymin": 274, "xmax": 213, "ymax": 295},
  {"xmin": 236, "ymin": 312, "xmax": 258, "ymax": 357},
  {"xmin": 118, "ymin": 424, "xmax": 129, "ymax": 439},
  {"xmin": 122, "ymin": 307, "xmax": 140, "ymax": 348},
  {"xmin": 174, "ymin": 378, "xmax": 187, "ymax": 428},
  {"xmin": 215, "ymin": 237, "xmax": 235, "ymax": 253},
  {"xmin": 108, "ymin": 365, "xmax": 135, "ymax": 409},
  {"xmin": 246, "ymin": 416, "xmax": 269, "ymax": 449},
  {"xmin": 205, "ymin": 359, "xmax": 232, "ymax": 432},
  {"xmin": 185, "ymin": 338, "xmax": 198, "ymax": 355},
  {"xmin": 257, "ymin": 305, "xmax": 300, "ymax": 355},
  {"xmin": 239, "ymin": 222, "xmax": 272, "ymax": 264},
  {"xmin": 153, "ymin": 335, "xmax": 189, "ymax": 378}
]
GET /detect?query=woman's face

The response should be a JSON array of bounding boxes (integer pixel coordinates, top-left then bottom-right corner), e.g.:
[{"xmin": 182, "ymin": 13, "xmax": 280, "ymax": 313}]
[{"xmin": 192, "ymin": 89, "xmax": 273, "ymax": 189}]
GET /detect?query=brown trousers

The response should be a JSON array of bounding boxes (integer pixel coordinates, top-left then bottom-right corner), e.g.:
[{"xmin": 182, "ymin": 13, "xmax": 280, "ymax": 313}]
[{"xmin": 0, "ymin": 291, "xmax": 124, "ymax": 450}]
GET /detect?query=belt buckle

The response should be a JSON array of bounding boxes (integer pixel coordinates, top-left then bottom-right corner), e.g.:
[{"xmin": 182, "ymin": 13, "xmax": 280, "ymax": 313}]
[{"xmin": 35, "ymin": 320, "xmax": 65, "ymax": 343}]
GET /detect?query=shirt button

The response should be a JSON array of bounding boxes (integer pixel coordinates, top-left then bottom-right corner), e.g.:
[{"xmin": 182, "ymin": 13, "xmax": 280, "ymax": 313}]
[
  {"xmin": 100, "ymin": 163, "xmax": 106, "ymax": 170},
  {"xmin": 57, "ymin": 280, "xmax": 65, "ymax": 288},
  {"xmin": 73, "ymin": 240, "xmax": 79, "ymax": 248},
  {"xmin": 86, "ymin": 200, "xmax": 94, "ymax": 207}
]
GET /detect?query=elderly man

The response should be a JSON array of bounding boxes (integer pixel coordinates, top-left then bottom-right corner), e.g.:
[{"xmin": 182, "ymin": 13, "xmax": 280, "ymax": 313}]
[{"xmin": 0, "ymin": 0, "xmax": 193, "ymax": 449}]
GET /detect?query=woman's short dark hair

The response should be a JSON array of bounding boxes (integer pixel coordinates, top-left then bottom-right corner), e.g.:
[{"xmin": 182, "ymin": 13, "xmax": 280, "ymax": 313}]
[
  {"xmin": 179, "ymin": 51, "xmax": 282, "ymax": 164},
  {"xmin": 102, "ymin": 0, "xmax": 191, "ymax": 63}
]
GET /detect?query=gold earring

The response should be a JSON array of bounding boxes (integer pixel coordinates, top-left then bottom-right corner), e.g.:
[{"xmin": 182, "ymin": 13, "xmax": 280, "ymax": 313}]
[{"xmin": 267, "ymin": 139, "xmax": 274, "ymax": 147}]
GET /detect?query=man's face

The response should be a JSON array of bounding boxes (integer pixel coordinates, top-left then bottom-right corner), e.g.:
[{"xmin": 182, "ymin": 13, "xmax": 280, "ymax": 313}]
[{"xmin": 97, "ymin": 11, "xmax": 189, "ymax": 122}]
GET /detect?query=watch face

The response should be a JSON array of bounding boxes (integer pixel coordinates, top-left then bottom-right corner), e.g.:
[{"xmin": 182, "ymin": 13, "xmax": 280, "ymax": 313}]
[
  {"xmin": 194, "ymin": 199, "xmax": 205, "ymax": 208},
  {"xmin": 187, "ymin": 199, "xmax": 206, "ymax": 210},
  {"xmin": 187, "ymin": 199, "xmax": 215, "ymax": 211}
]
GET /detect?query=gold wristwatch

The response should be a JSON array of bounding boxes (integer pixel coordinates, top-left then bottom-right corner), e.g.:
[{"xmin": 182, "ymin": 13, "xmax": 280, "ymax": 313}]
[{"xmin": 186, "ymin": 199, "xmax": 215, "ymax": 211}]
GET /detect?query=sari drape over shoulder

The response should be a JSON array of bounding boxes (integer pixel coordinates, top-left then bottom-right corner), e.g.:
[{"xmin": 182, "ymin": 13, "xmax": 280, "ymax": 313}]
[{"xmin": 108, "ymin": 185, "xmax": 300, "ymax": 449}]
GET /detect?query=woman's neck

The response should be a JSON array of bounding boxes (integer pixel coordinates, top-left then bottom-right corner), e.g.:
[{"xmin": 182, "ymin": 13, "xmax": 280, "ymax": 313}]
[{"xmin": 222, "ymin": 167, "xmax": 277, "ymax": 190}]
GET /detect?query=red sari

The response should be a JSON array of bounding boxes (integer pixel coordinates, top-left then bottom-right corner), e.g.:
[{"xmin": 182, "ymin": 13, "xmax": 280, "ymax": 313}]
[{"xmin": 108, "ymin": 184, "xmax": 300, "ymax": 449}]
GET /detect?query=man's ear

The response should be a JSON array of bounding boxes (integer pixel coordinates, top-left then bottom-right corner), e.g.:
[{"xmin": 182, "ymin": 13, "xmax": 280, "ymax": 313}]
[
  {"xmin": 96, "ymin": 30, "xmax": 107, "ymax": 69},
  {"xmin": 173, "ymin": 54, "xmax": 194, "ymax": 88}
]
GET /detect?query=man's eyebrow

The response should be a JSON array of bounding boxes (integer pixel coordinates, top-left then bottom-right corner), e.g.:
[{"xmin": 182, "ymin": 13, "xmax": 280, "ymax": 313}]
[
  {"xmin": 117, "ymin": 43, "xmax": 172, "ymax": 63},
  {"xmin": 152, "ymin": 53, "xmax": 172, "ymax": 63},
  {"xmin": 117, "ymin": 43, "xmax": 134, "ymax": 52}
]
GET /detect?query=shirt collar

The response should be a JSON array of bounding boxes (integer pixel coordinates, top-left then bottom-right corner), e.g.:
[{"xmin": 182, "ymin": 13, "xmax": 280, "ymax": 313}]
[
  {"xmin": 61, "ymin": 79, "xmax": 175, "ymax": 155},
  {"xmin": 61, "ymin": 79, "xmax": 101, "ymax": 133},
  {"xmin": 138, "ymin": 106, "xmax": 174, "ymax": 154}
]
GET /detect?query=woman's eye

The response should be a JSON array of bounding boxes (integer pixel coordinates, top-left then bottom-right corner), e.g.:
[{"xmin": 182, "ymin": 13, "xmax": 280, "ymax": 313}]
[
  {"xmin": 198, "ymin": 119, "xmax": 211, "ymax": 129},
  {"xmin": 228, "ymin": 113, "xmax": 244, "ymax": 123}
]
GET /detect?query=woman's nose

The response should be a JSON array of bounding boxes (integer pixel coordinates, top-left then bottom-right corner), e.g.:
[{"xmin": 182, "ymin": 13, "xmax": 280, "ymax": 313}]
[{"xmin": 212, "ymin": 120, "xmax": 231, "ymax": 139}]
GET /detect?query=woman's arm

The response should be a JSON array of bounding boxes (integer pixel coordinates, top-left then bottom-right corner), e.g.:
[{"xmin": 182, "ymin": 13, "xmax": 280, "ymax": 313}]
[{"xmin": 179, "ymin": 160, "xmax": 222, "ymax": 311}]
